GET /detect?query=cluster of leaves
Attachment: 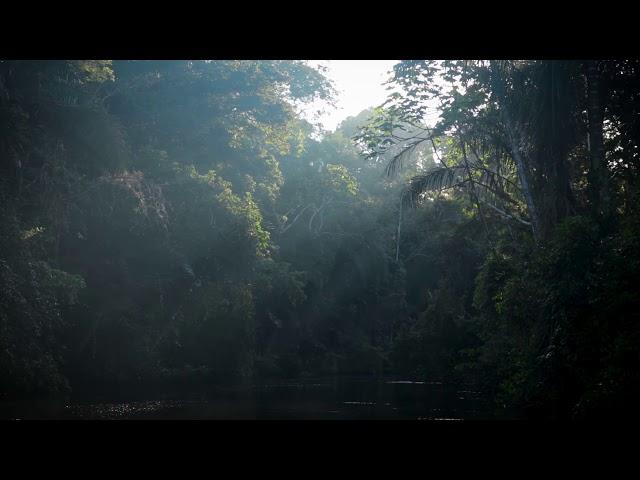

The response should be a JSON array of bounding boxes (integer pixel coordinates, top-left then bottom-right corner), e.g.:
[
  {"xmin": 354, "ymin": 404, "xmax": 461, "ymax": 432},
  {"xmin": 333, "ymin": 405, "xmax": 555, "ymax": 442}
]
[
  {"xmin": 356, "ymin": 59, "xmax": 640, "ymax": 419},
  {"xmin": 0, "ymin": 60, "xmax": 338, "ymax": 394},
  {"xmin": 1, "ymin": 60, "xmax": 445, "ymax": 395},
  {"xmin": 3, "ymin": 58, "xmax": 639, "ymax": 423}
]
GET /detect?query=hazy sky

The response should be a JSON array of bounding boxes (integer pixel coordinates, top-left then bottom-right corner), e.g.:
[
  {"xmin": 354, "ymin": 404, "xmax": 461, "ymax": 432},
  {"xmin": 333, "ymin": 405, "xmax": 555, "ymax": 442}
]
[{"xmin": 301, "ymin": 60, "xmax": 399, "ymax": 132}]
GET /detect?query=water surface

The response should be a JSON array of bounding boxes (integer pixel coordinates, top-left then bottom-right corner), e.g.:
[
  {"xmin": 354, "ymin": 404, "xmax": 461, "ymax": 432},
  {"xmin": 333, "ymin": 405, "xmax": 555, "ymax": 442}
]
[{"xmin": 0, "ymin": 376, "xmax": 517, "ymax": 420}]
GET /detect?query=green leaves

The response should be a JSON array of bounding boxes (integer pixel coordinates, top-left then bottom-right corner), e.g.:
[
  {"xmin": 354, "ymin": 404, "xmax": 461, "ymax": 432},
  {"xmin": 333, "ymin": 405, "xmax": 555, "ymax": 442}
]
[
  {"xmin": 68, "ymin": 60, "xmax": 115, "ymax": 84},
  {"xmin": 406, "ymin": 166, "xmax": 465, "ymax": 202},
  {"xmin": 32, "ymin": 261, "xmax": 86, "ymax": 305},
  {"xmin": 325, "ymin": 164, "xmax": 358, "ymax": 196}
]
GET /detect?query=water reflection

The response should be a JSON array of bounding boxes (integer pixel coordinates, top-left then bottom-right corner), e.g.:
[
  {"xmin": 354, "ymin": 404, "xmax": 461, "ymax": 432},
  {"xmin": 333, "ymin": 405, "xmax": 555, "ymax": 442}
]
[{"xmin": 0, "ymin": 376, "xmax": 517, "ymax": 420}]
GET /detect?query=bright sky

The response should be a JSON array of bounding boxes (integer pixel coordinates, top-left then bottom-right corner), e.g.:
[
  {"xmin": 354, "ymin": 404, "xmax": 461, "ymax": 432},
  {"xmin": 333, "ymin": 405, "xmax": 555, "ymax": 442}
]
[{"xmin": 301, "ymin": 60, "xmax": 400, "ymax": 132}]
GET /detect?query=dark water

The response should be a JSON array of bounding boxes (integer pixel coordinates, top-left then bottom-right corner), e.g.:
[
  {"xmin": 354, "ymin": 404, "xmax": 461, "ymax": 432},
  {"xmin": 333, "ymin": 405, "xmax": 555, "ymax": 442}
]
[{"xmin": 0, "ymin": 376, "xmax": 518, "ymax": 420}]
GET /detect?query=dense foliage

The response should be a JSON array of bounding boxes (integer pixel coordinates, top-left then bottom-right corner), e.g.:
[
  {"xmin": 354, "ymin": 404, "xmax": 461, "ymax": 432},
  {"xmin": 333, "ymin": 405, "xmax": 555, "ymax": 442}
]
[
  {"xmin": 357, "ymin": 60, "xmax": 640, "ymax": 419},
  {"xmin": 1, "ymin": 60, "xmax": 638, "ymax": 420}
]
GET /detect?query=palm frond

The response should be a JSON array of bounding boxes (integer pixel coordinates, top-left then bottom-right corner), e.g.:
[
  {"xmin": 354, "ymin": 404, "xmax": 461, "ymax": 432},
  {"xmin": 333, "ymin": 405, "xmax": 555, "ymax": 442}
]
[
  {"xmin": 405, "ymin": 166, "xmax": 466, "ymax": 204},
  {"xmin": 476, "ymin": 167, "xmax": 521, "ymax": 206},
  {"xmin": 385, "ymin": 138, "xmax": 427, "ymax": 176}
]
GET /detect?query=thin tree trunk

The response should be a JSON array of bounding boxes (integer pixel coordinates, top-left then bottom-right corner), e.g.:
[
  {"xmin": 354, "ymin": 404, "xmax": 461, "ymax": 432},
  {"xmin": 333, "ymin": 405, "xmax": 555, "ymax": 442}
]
[{"xmin": 395, "ymin": 193, "xmax": 402, "ymax": 262}]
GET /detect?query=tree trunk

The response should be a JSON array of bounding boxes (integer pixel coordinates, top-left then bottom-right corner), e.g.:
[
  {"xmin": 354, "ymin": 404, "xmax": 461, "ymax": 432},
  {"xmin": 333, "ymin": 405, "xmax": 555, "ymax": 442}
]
[
  {"xmin": 395, "ymin": 193, "xmax": 402, "ymax": 262},
  {"xmin": 490, "ymin": 61, "xmax": 541, "ymax": 242}
]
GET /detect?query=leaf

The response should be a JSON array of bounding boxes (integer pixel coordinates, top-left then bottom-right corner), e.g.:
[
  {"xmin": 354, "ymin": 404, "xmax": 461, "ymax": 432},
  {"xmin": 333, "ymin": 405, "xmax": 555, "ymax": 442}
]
[{"xmin": 405, "ymin": 166, "xmax": 466, "ymax": 204}]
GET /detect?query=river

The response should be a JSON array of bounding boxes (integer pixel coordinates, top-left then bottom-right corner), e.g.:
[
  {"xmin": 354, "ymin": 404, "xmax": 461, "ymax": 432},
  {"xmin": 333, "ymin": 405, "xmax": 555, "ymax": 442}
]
[{"xmin": 0, "ymin": 375, "xmax": 518, "ymax": 420}]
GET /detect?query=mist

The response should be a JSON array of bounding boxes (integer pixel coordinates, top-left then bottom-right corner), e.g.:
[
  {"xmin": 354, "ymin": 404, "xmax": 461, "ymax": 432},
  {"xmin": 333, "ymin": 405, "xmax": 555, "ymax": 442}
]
[{"xmin": 1, "ymin": 60, "xmax": 639, "ymax": 420}]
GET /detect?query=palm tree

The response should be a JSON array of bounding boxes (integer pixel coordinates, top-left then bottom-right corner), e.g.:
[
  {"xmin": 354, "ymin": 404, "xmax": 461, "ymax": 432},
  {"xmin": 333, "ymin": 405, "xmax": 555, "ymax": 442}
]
[{"xmin": 374, "ymin": 60, "xmax": 584, "ymax": 243}]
